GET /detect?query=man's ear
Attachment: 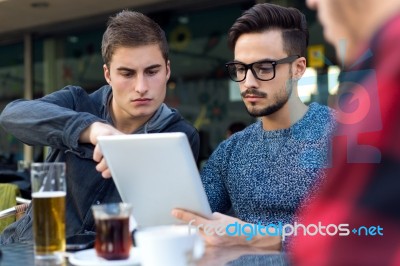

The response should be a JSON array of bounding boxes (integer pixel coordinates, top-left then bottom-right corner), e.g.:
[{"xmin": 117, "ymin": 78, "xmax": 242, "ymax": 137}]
[
  {"xmin": 292, "ymin": 57, "xmax": 307, "ymax": 80},
  {"xmin": 103, "ymin": 64, "xmax": 111, "ymax": 84},
  {"xmin": 166, "ymin": 60, "xmax": 171, "ymax": 81}
]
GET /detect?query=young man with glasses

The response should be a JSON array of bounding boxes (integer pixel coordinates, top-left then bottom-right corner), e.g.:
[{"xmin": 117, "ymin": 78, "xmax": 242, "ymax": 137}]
[{"xmin": 173, "ymin": 3, "xmax": 335, "ymax": 250}]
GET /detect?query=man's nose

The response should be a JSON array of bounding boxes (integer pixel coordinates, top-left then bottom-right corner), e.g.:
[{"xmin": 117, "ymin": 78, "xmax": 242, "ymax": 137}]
[
  {"xmin": 243, "ymin": 68, "xmax": 258, "ymax": 87},
  {"xmin": 135, "ymin": 74, "xmax": 148, "ymax": 94}
]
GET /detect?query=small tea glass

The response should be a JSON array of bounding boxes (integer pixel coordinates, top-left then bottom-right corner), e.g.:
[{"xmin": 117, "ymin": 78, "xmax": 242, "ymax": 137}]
[{"xmin": 91, "ymin": 203, "xmax": 133, "ymax": 260}]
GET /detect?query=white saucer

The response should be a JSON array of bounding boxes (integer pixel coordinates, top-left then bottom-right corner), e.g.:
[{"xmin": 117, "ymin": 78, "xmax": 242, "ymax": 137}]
[{"xmin": 69, "ymin": 248, "xmax": 140, "ymax": 266}]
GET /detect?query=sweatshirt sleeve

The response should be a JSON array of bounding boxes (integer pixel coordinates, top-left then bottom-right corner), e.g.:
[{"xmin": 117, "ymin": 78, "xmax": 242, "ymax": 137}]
[{"xmin": 0, "ymin": 86, "xmax": 105, "ymax": 157}]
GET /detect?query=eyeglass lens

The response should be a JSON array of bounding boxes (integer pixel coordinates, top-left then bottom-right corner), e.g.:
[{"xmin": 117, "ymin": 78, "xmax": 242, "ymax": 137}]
[{"xmin": 227, "ymin": 61, "xmax": 275, "ymax": 82}]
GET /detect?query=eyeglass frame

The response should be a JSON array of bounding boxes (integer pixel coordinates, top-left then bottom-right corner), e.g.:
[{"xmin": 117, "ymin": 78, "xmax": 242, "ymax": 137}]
[{"xmin": 225, "ymin": 55, "xmax": 300, "ymax": 82}]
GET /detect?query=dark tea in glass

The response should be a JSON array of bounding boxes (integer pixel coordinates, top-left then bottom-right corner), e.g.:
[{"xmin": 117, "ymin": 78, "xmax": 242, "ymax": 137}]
[{"xmin": 92, "ymin": 203, "xmax": 133, "ymax": 260}]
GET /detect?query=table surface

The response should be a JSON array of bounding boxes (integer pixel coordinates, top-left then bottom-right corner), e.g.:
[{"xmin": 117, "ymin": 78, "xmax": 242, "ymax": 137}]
[{"xmin": 0, "ymin": 242, "xmax": 289, "ymax": 266}]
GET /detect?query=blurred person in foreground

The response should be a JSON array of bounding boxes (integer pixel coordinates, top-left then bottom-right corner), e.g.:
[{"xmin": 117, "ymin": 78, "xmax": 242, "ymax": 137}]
[
  {"xmin": 290, "ymin": 0, "xmax": 400, "ymax": 264},
  {"xmin": 0, "ymin": 10, "xmax": 199, "ymax": 244},
  {"xmin": 173, "ymin": 3, "xmax": 336, "ymax": 250}
]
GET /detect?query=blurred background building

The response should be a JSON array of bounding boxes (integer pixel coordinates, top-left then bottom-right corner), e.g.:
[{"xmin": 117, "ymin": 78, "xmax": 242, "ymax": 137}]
[{"xmin": 0, "ymin": 0, "xmax": 340, "ymax": 167}]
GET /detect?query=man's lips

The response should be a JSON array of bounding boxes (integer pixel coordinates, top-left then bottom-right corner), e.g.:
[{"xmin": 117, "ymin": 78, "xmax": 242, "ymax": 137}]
[
  {"xmin": 244, "ymin": 94, "xmax": 264, "ymax": 98},
  {"xmin": 241, "ymin": 88, "xmax": 267, "ymax": 98},
  {"xmin": 244, "ymin": 95, "xmax": 264, "ymax": 103},
  {"xmin": 132, "ymin": 98, "xmax": 151, "ymax": 102}
]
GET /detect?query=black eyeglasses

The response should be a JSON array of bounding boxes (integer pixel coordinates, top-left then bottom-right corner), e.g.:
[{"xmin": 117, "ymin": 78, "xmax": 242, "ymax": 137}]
[{"xmin": 225, "ymin": 55, "xmax": 300, "ymax": 82}]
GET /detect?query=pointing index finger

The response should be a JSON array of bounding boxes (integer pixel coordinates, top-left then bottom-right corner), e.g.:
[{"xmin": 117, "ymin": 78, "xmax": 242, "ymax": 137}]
[{"xmin": 171, "ymin": 208, "xmax": 210, "ymax": 225}]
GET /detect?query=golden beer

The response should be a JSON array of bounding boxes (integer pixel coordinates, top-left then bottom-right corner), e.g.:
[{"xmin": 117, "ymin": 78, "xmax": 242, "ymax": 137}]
[{"xmin": 32, "ymin": 191, "xmax": 66, "ymax": 255}]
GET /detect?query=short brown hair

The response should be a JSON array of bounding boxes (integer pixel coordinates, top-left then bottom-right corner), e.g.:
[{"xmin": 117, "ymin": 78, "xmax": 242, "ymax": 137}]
[
  {"xmin": 102, "ymin": 10, "xmax": 169, "ymax": 66},
  {"xmin": 228, "ymin": 3, "xmax": 309, "ymax": 57}
]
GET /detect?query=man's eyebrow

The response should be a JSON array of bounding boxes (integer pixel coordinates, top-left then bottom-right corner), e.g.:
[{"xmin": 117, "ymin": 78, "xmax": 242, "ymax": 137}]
[
  {"xmin": 116, "ymin": 64, "xmax": 162, "ymax": 71},
  {"xmin": 233, "ymin": 58, "xmax": 275, "ymax": 63},
  {"xmin": 116, "ymin": 67, "xmax": 134, "ymax": 72},
  {"xmin": 145, "ymin": 64, "xmax": 162, "ymax": 70}
]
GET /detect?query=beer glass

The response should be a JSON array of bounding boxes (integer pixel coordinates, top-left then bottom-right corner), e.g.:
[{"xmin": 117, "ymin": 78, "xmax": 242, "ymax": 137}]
[{"xmin": 31, "ymin": 162, "xmax": 66, "ymax": 263}]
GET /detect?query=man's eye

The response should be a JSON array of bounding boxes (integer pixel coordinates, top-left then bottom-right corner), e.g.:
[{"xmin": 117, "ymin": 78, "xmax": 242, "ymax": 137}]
[
  {"xmin": 146, "ymin": 69, "xmax": 159, "ymax": 76},
  {"xmin": 236, "ymin": 66, "xmax": 246, "ymax": 73},
  {"xmin": 259, "ymin": 67, "xmax": 273, "ymax": 73},
  {"xmin": 255, "ymin": 64, "xmax": 273, "ymax": 74},
  {"xmin": 121, "ymin": 72, "xmax": 133, "ymax": 77}
]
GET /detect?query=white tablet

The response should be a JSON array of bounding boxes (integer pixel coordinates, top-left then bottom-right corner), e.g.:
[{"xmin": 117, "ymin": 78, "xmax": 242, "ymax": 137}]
[{"xmin": 97, "ymin": 132, "xmax": 212, "ymax": 227}]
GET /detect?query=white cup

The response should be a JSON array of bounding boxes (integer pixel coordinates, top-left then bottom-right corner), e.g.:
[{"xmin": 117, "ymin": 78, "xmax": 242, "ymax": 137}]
[{"xmin": 135, "ymin": 225, "xmax": 204, "ymax": 266}]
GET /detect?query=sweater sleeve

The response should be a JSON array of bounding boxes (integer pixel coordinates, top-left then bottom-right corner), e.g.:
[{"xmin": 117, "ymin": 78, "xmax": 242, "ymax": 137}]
[{"xmin": 200, "ymin": 140, "xmax": 232, "ymax": 213}]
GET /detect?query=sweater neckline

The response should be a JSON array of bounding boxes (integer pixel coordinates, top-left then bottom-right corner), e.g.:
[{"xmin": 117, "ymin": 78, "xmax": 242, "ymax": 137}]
[{"xmin": 259, "ymin": 102, "xmax": 318, "ymax": 139}]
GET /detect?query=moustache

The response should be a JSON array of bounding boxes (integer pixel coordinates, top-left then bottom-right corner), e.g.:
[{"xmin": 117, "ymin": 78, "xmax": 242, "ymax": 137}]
[{"xmin": 241, "ymin": 89, "xmax": 267, "ymax": 98}]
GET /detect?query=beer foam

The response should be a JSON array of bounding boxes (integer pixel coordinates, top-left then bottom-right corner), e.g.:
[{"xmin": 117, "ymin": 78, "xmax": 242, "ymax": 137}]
[{"xmin": 32, "ymin": 191, "xmax": 66, "ymax": 198}]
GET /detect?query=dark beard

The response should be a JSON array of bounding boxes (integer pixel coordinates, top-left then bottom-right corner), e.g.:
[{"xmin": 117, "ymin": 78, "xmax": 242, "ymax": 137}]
[
  {"xmin": 246, "ymin": 96, "xmax": 288, "ymax": 117},
  {"xmin": 244, "ymin": 84, "xmax": 292, "ymax": 117}
]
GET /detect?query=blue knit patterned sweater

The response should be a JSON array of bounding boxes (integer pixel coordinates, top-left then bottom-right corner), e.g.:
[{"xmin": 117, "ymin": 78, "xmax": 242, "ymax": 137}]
[{"xmin": 200, "ymin": 103, "xmax": 336, "ymax": 226}]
